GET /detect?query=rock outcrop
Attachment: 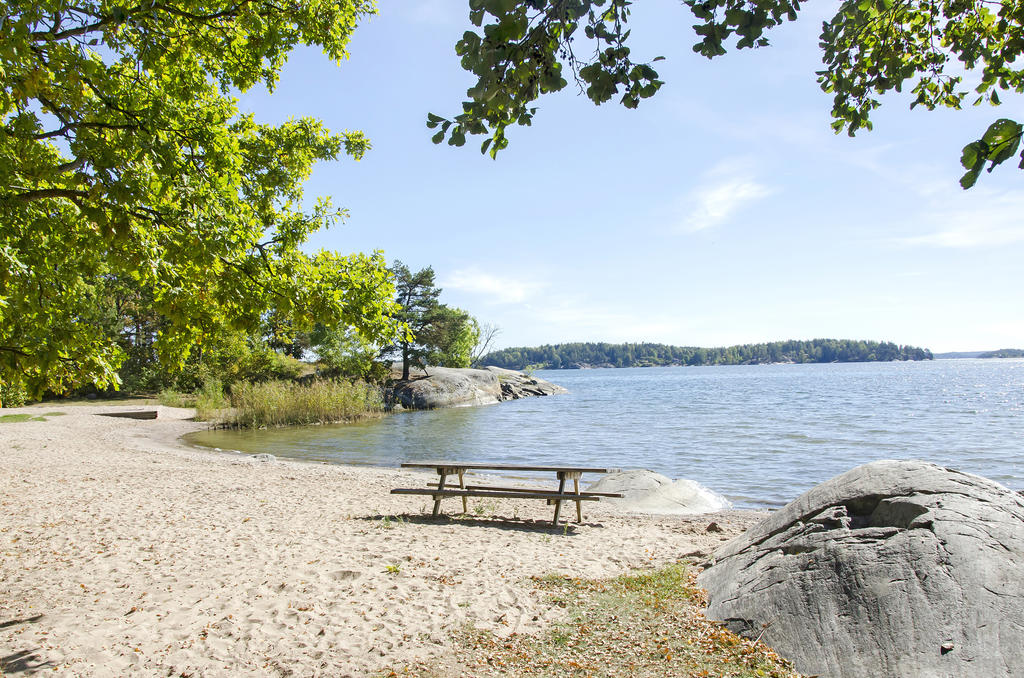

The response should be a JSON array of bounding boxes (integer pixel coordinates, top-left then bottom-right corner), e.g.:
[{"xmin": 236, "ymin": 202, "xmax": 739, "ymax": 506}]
[
  {"xmin": 388, "ymin": 366, "xmax": 566, "ymax": 410},
  {"xmin": 482, "ymin": 366, "xmax": 568, "ymax": 401},
  {"xmin": 698, "ymin": 460, "xmax": 1024, "ymax": 678},
  {"xmin": 587, "ymin": 469, "xmax": 731, "ymax": 515}
]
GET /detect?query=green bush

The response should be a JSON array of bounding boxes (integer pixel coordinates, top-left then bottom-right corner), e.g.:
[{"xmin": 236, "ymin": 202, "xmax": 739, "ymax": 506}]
[
  {"xmin": 194, "ymin": 378, "xmax": 230, "ymax": 420},
  {"xmin": 234, "ymin": 345, "xmax": 308, "ymax": 383},
  {"xmin": 158, "ymin": 379, "xmax": 230, "ymax": 421},
  {"xmin": 226, "ymin": 378, "xmax": 383, "ymax": 428},
  {"xmin": 119, "ymin": 346, "xmax": 176, "ymax": 393},
  {"xmin": 0, "ymin": 380, "xmax": 28, "ymax": 408},
  {"xmin": 120, "ymin": 331, "xmax": 313, "ymax": 396},
  {"xmin": 311, "ymin": 325, "xmax": 390, "ymax": 383},
  {"xmin": 158, "ymin": 389, "xmax": 194, "ymax": 408}
]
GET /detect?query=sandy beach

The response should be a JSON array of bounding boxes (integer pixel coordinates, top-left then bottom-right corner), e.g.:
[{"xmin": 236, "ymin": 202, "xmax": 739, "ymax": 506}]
[{"xmin": 1, "ymin": 405, "xmax": 764, "ymax": 676}]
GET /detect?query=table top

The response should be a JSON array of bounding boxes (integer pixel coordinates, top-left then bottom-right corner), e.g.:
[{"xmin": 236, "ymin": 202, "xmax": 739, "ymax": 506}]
[{"xmin": 400, "ymin": 462, "xmax": 613, "ymax": 474}]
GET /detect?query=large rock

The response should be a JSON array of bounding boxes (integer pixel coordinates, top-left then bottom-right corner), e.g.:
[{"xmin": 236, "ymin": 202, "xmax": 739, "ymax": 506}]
[
  {"xmin": 698, "ymin": 460, "xmax": 1024, "ymax": 678},
  {"xmin": 482, "ymin": 366, "xmax": 568, "ymax": 400},
  {"xmin": 389, "ymin": 366, "xmax": 566, "ymax": 410},
  {"xmin": 587, "ymin": 469, "xmax": 731, "ymax": 515}
]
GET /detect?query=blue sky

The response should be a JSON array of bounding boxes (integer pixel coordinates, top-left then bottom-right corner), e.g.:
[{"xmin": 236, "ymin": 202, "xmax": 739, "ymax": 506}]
[{"xmin": 237, "ymin": 1, "xmax": 1022, "ymax": 353}]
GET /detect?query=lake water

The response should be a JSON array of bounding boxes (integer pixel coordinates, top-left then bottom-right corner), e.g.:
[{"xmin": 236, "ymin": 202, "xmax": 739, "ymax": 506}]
[{"xmin": 187, "ymin": 359, "xmax": 1024, "ymax": 508}]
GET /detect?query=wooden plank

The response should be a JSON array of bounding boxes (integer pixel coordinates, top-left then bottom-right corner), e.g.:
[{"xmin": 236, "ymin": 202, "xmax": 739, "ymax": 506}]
[
  {"xmin": 552, "ymin": 474, "xmax": 567, "ymax": 524},
  {"xmin": 458, "ymin": 470, "xmax": 468, "ymax": 513},
  {"xmin": 391, "ymin": 489, "xmax": 600, "ymax": 502},
  {"xmin": 401, "ymin": 462, "xmax": 613, "ymax": 474},
  {"xmin": 574, "ymin": 477, "xmax": 582, "ymax": 523},
  {"xmin": 96, "ymin": 410, "xmax": 159, "ymax": 420},
  {"xmin": 427, "ymin": 483, "xmax": 622, "ymax": 498},
  {"xmin": 432, "ymin": 470, "xmax": 448, "ymax": 517}
]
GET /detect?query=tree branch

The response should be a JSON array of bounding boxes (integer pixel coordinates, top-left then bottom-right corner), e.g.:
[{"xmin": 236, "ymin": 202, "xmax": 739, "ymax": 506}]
[{"xmin": 6, "ymin": 188, "xmax": 89, "ymax": 203}]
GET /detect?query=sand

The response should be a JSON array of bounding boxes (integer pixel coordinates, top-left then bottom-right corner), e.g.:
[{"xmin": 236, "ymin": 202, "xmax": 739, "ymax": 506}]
[{"xmin": 0, "ymin": 404, "xmax": 765, "ymax": 677}]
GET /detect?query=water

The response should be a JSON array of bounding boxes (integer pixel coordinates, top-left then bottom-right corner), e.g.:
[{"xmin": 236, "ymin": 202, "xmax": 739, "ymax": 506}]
[{"xmin": 187, "ymin": 359, "xmax": 1024, "ymax": 508}]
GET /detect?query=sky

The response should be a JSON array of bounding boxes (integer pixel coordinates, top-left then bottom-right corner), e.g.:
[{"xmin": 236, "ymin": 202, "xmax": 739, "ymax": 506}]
[{"xmin": 235, "ymin": 1, "xmax": 1023, "ymax": 354}]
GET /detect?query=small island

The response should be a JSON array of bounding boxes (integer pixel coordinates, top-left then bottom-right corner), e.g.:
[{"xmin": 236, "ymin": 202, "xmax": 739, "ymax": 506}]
[
  {"xmin": 481, "ymin": 339, "xmax": 934, "ymax": 370},
  {"xmin": 979, "ymin": 348, "xmax": 1024, "ymax": 359},
  {"xmin": 934, "ymin": 348, "xmax": 1024, "ymax": 359}
]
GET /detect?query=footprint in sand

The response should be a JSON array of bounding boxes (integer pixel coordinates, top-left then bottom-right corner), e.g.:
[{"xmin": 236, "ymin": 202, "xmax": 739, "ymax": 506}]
[{"xmin": 329, "ymin": 570, "xmax": 362, "ymax": 582}]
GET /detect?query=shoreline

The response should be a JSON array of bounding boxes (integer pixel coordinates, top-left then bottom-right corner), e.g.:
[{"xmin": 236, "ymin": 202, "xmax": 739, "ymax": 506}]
[{"xmin": 1, "ymin": 403, "xmax": 765, "ymax": 676}]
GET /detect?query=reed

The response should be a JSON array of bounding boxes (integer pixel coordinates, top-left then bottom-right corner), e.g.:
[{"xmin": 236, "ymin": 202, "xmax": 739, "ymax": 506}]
[
  {"xmin": 226, "ymin": 378, "xmax": 384, "ymax": 428},
  {"xmin": 159, "ymin": 379, "xmax": 230, "ymax": 421}
]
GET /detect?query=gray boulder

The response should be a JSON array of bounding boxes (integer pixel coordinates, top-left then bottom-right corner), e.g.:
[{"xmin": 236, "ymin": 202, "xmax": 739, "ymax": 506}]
[
  {"xmin": 482, "ymin": 366, "xmax": 568, "ymax": 400},
  {"xmin": 698, "ymin": 460, "xmax": 1024, "ymax": 678},
  {"xmin": 389, "ymin": 367, "xmax": 502, "ymax": 409},
  {"xmin": 388, "ymin": 366, "xmax": 566, "ymax": 410},
  {"xmin": 587, "ymin": 469, "xmax": 731, "ymax": 515}
]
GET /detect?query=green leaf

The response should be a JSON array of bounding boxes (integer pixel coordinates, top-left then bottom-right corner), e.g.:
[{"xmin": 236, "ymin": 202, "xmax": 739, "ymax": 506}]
[
  {"xmin": 960, "ymin": 167, "xmax": 981, "ymax": 189},
  {"xmin": 980, "ymin": 119, "xmax": 1023, "ymax": 168},
  {"xmin": 960, "ymin": 141, "xmax": 983, "ymax": 170}
]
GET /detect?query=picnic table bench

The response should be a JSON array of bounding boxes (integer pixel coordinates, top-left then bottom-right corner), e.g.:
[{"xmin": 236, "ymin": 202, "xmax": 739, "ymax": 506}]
[{"xmin": 391, "ymin": 463, "xmax": 622, "ymax": 525}]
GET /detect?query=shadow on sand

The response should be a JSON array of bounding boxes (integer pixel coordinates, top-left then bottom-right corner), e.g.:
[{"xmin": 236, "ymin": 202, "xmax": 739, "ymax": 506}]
[
  {"xmin": 1, "ymin": 615, "xmax": 56, "ymax": 674},
  {"xmin": 358, "ymin": 513, "xmax": 605, "ymax": 535}
]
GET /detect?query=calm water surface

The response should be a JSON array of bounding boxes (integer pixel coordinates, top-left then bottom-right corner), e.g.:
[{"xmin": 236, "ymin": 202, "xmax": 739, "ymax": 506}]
[{"xmin": 188, "ymin": 360, "xmax": 1024, "ymax": 508}]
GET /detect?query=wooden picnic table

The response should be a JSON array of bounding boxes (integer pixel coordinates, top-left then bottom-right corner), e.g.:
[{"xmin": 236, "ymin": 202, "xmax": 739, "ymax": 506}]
[{"xmin": 392, "ymin": 462, "xmax": 622, "ymax": 525}]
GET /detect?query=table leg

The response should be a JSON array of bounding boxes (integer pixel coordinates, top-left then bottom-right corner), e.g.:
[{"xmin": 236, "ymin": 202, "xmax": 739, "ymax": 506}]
[
  {"xmin": 574, "ymin": 477, "xmax": 582, "ymax": 523},
  {"xmin": 433, "ymin": 469, "xmax": 447, "ymax": 517},
  {"xmin": 552, "ymin": 473, "xmax": 567, "ymax": 525},
  {"xmin": 458, "ymin": 470, "xmax": 467, "ymax": 514}
]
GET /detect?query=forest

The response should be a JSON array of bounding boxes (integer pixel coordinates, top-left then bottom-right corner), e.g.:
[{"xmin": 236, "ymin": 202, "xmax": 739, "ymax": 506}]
[
  {"xmin": 978, "ymin": 349, "xmax": 1024, "ymax": 359},
  {"xmin": 481, "ymin": 339, "xmax": 934, "ymax": 370}
]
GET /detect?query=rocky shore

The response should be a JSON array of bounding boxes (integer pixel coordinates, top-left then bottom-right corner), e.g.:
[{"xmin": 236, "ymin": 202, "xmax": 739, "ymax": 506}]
[{"xmin": 387, "ymin": 366, "xmax": 567, "ymax": 410}]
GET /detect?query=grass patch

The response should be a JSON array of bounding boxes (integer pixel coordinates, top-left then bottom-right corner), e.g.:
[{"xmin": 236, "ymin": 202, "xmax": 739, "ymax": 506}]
[
  {"xmin": 0, "ymin": 414, "xmax": 34, "ymax": 423},
  {"xmin": 0, "ymin": 411, "xmax": 68, "ymax": 423},
  {"xmin": 387, "ymin": 563, "xmax": 802, "ymax": 677},
  {"xmin": 224, "ymin": 378, "xmax": 384, "ymax": 428}
]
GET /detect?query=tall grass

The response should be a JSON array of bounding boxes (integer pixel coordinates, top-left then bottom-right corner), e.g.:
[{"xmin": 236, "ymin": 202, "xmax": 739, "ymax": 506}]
[
  {"xmin": 157, "ymin": 389, "xmax": 193, "ymax": 408},
  {"xmin": 159, "ymin": 379, "xmax": 229, "ymax": 421},
  {"xmin": 226, "ymin": 378, "xmax": 383, "ymax": 428},
  {"xmin": 194, "ymin": 379, "xmax": 230, "ymax": 421}
]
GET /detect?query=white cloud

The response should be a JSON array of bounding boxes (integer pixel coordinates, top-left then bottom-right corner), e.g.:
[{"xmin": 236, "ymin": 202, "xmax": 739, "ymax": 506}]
[
  {"xmin": 680, "ymin": 158, "xmax": 775, "ymax": 232},
  {"xmin": 440, "ymin": 268, "xmax": 544, "ymax": 304},
  {"xmin": 896, "ymin": 190, "xmax": 1024, "ymax": 248}
]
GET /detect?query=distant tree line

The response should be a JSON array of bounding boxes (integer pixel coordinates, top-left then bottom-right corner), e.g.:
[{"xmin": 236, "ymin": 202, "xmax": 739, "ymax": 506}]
[
  {"xmin": 978, "ymin": 349, "xmax": 1024, "ymax": 359},
  {"xmin": 481, "ymin": 340, "xmax": 934, "ymax": 370}
]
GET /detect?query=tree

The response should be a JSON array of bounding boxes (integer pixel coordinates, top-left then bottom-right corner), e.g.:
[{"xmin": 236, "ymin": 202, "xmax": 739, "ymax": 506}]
[
  {"xmin": 470, "ymin": 322, "xmax": 502, "ymax": 367},
  {"xmin": 431, "ymin": 0, "xmax": 1024, "ymax": 187},
  {"xmin": 422, "ymin": 307, "xmax": 480, "ymax": 369},
  {"xmin": 310, "ymin": 324, "xmax": 389, "ymax": 383},
  {"xmin": 1, "ymin": 0, "xmax": 398, "ymax": 397},
  {"xmin": 385, "ymin": 261, "xmax": 443, "ymax": 381}
]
